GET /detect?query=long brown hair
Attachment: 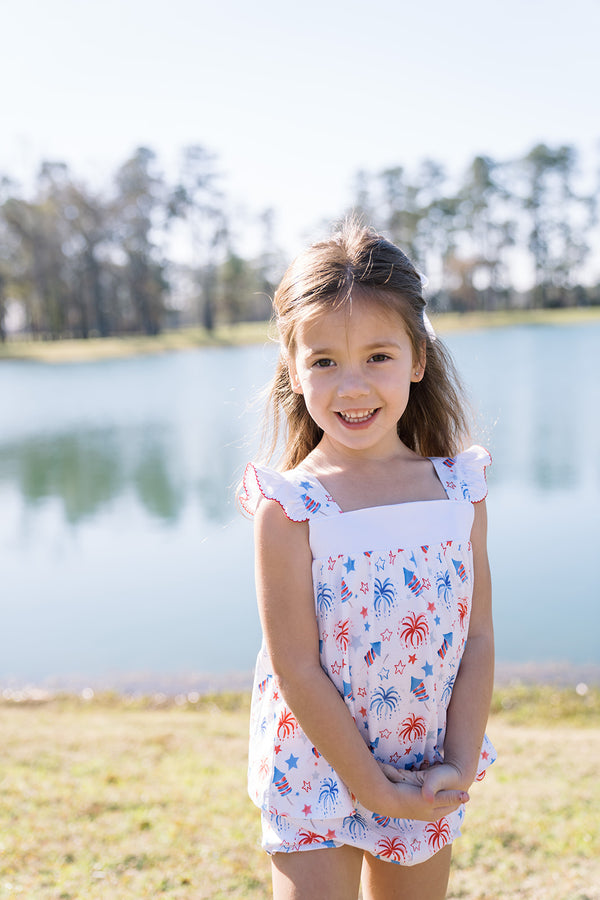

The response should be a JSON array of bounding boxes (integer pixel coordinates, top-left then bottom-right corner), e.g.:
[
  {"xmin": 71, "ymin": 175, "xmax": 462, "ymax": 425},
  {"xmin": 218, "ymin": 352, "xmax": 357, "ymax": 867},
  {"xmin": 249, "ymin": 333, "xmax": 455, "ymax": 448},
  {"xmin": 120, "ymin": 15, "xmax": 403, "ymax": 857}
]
[{"xmin": 261, "ymin": 219, "xmax": 471, "ymax": 469}]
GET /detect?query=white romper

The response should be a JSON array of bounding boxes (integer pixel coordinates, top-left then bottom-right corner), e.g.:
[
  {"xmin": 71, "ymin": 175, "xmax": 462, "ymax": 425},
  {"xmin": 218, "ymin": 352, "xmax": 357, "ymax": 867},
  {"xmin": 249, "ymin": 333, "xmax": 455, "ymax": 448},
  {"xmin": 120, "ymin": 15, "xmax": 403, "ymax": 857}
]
[{"xmin": 241, "ymin": 445, "xmax": 496, "ymax": 865}]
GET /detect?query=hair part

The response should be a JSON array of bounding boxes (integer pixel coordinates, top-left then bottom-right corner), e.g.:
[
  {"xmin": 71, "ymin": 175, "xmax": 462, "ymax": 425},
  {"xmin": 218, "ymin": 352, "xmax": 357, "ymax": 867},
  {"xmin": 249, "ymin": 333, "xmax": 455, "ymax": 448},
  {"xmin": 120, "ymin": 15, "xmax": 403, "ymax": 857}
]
[{"xmin": 260, "ymin": 219, "xmax": 471, "ymax": 469}]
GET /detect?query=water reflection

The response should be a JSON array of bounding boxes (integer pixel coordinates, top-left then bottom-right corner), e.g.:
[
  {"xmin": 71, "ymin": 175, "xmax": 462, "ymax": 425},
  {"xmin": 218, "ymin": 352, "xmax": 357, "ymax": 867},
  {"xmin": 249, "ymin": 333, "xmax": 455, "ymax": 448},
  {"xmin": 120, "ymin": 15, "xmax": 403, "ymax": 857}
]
[
  {"xmin": 0, "ymin": 427, "xmax": 187, "ymax": 524},
  {"xmin": 0, "ymin": 423, "xmax": 254, "ymax": 526}
]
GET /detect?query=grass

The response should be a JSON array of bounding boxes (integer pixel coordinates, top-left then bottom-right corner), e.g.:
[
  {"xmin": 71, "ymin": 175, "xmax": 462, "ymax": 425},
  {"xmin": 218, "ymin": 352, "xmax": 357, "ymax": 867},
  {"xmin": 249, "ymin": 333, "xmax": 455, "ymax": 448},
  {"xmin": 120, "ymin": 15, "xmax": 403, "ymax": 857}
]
[
  {"xmin": 1, "ymin": 686, "xmax": 599, "ymax": 899},
  {"xmin": 0, "ymin": 321, "xmax": 273, "ymax": 364},
  {"xmin": 2, "ymin": 306, "xmax": 599, "ymax": 364}
]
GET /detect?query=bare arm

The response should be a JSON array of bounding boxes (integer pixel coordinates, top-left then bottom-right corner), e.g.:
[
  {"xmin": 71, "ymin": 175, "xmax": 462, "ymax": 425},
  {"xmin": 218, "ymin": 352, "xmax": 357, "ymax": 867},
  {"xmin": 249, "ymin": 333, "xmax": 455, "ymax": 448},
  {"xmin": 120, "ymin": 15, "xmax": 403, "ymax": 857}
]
[{"xmin": 254, "ymin": 497, "xmax": 468, "ymax": 820}]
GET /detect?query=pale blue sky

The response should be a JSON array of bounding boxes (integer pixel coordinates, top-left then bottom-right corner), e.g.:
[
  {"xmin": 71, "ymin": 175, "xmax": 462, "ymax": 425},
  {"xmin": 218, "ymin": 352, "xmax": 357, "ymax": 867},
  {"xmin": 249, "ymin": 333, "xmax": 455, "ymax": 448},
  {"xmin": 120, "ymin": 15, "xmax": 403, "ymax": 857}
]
[{"xmin": 3, "ymin": 0, "xmax": 599, "ymax": 257}]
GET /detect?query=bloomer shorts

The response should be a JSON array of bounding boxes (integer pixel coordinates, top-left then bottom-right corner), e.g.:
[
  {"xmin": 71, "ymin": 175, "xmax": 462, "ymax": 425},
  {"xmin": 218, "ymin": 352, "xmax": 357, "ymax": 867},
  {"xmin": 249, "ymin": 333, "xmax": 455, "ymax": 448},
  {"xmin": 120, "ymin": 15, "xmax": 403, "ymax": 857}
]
[{"xmin": 261, "ymin": 799, "xmax": 465, "ymax": 867}]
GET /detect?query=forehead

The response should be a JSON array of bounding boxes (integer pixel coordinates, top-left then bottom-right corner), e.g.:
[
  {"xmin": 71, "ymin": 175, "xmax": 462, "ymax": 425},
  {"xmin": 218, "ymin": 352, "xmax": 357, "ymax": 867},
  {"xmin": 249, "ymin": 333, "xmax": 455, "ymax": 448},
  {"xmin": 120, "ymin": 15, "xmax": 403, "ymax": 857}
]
[{"xmin": 293, "ymin": 295, "xmax": 410, "ymax": 347}]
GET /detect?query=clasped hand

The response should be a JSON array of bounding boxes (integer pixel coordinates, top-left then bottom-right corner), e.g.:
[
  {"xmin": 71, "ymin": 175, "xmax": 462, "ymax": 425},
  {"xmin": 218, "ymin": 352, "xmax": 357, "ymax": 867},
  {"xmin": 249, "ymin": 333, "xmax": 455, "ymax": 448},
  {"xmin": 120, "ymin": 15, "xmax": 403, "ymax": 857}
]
[{"xmin": 377, "ymin": 760, "xmax": 470, "ymax": 822}]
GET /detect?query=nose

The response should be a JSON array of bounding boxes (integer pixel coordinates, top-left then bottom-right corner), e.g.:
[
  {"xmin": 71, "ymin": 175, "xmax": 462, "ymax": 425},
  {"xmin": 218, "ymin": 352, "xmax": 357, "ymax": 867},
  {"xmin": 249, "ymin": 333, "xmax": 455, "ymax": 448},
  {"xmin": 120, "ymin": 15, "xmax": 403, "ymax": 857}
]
[{"xmin": 337, "ymin": 367, "xmax": 370, "ymax": 399}]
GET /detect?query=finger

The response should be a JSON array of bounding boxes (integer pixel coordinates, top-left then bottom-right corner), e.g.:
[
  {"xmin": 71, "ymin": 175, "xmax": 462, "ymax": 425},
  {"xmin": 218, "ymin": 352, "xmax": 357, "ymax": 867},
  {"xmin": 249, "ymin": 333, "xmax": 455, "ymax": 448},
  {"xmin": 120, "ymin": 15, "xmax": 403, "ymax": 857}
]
[
  {"xmin": 379, "ymin": 763, "xmax": 422, "ymax": 786},
  {"xmin": 420, "ymin": 768, "xmax": 457, "ymax": 802},
  {"xmin": 378, "ymin": 762, "xmax": 403, "ymax": 782},
  {"xmin": 432, "ymin": 788, "xmax": 469, "ymax": 809}
]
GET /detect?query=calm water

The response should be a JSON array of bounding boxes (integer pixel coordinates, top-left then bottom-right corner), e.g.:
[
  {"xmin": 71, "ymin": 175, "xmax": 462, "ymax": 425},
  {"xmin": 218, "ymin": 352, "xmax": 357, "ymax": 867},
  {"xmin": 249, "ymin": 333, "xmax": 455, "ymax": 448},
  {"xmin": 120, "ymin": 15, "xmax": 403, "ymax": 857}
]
[{"xmin": 1, "ymin": 324, "xmax": 599, "ymax": 689}]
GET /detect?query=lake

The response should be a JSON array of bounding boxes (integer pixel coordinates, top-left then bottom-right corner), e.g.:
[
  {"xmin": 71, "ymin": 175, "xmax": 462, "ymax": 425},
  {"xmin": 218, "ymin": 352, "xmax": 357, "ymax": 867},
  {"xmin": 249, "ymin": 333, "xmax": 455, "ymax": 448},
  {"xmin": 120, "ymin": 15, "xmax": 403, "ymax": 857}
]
[{"xmin": 1, "ymin": 323, "xmax": 599, "ymax": 692}]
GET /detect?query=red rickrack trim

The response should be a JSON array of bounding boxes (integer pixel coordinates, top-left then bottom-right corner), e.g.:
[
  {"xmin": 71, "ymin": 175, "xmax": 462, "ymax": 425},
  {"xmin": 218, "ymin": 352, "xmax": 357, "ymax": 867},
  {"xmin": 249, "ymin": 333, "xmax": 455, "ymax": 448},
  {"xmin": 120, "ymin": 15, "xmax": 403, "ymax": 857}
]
[
  {"xmin": 472, "ymin": 444, "xmax": 492, "ymax": 504},
  {"xmin": 239, "ymin": 463, "xmax": 309, "ymax": 523}
]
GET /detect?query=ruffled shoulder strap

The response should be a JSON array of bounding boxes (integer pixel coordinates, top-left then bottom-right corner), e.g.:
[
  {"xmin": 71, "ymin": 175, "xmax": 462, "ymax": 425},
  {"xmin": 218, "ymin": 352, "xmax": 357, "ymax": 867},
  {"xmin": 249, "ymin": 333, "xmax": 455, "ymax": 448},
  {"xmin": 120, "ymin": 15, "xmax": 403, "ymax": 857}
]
[
  {"xmin": 240, "ymin": 463, "xmax": 340, "ymax": 521},
  {"xmin": 431, "ymin": 445, "xmax": 491, "ymax": 503}
]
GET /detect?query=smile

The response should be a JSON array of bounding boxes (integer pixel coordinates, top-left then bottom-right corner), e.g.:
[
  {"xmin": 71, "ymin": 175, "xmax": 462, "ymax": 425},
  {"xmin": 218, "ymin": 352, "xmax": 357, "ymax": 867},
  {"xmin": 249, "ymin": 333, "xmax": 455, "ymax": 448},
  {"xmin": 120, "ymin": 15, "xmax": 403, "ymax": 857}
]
[{"xmin": 336, "ymin": 409, "xmax": 378, "ymax": 424}]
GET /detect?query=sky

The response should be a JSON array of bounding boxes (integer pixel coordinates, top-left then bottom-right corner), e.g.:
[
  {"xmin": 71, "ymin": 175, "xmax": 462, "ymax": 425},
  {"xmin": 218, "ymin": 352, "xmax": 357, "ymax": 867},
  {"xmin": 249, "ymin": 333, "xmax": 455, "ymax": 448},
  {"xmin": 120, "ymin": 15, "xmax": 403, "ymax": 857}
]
[{"xmin": 3, "ymin": 0, "xmax": 600, "ymax": 262}]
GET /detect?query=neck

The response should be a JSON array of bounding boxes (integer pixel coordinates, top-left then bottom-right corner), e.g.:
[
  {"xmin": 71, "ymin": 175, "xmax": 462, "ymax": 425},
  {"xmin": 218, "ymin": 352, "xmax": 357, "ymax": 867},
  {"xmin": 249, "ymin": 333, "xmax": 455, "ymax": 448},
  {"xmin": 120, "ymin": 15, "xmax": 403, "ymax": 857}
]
[{"xmin": 308, "ymin": 435, "xmax": 415, "ymax": 472}]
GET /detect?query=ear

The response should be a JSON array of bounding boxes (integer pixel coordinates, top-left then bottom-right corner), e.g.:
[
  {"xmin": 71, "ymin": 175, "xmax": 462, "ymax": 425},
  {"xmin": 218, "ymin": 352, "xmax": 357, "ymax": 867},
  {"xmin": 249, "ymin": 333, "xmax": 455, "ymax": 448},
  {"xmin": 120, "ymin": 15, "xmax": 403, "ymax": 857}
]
[
  {"xmin": 411, "ymin": 341, "xmax": 427, "ymax": 383},
  {"xmin": 288, "ymin": 357, "xmax": 303, "ymax": 394}
]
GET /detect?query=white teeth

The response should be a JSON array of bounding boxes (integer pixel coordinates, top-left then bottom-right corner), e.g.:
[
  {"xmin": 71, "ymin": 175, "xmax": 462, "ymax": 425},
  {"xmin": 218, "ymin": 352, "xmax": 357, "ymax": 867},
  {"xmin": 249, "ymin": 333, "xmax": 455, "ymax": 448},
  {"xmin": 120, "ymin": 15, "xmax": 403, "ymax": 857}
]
[{"xmin": 338, "ymin": 409, "xmax": 375, "ymax": 423}]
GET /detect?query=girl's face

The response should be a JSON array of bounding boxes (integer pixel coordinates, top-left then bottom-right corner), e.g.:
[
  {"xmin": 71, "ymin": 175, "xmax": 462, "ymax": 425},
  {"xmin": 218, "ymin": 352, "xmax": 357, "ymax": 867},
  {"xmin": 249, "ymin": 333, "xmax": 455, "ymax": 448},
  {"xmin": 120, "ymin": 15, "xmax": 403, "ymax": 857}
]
[{"xmin": 288, "ymin": 298, "xmax": 425, "ymax": 460}]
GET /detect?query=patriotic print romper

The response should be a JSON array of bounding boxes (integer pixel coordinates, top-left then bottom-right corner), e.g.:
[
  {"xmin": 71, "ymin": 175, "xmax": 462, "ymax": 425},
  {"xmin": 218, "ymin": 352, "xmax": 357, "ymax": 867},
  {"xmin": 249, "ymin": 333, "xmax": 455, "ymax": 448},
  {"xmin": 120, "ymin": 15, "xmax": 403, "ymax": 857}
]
[{"xmin": 241, "ymin": 445, "xmax": 496, "ymax": 866}]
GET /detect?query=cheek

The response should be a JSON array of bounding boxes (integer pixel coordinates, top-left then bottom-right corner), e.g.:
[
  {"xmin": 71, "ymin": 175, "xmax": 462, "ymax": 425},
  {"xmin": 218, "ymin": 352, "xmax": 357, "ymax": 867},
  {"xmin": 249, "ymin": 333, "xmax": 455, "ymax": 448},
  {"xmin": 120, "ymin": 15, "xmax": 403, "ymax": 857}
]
[{"xmin": 298, "ymin": 380, "xmax": 326, "ymax": 416}]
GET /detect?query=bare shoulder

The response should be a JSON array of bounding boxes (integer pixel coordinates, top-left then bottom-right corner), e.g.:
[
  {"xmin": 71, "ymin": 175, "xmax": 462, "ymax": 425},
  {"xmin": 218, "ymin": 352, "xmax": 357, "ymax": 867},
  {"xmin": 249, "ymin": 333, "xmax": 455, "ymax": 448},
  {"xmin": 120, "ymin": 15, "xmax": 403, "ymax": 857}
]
[{"xmin": 253, "ymin": 495, "xmax": 311, "ymax": 562}]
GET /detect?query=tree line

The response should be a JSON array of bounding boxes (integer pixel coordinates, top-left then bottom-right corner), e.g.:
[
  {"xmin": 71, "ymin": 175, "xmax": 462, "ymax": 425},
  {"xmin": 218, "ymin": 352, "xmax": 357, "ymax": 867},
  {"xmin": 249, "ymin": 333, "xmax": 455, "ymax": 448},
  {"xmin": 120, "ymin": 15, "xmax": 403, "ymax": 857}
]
[{"xmin": 0, "ymin": 142, "xmax": 598, "ymax": 340}]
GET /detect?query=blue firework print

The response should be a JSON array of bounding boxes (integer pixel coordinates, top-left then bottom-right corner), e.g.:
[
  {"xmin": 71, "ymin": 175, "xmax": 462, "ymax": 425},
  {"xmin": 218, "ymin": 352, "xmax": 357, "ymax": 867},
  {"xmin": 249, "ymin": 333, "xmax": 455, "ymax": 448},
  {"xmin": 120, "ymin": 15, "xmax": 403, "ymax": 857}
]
[
  {"xmin": 342, "ymin": 811, "xmax": 368, "ymax": 838},
  {"xmin": 373, "ymin": 577, "xmax": 397, "ymax": 617},
  {"xmin": 369, "ymin": 685, "xmax": 400, "ymax": 718},
  {"xmin": 436, "ymin": 569, "xmax": 453, "ymax": 605},
  {"xmin": 441, "ymin": 673, "xmax": 456, "ymax": 706},
  {"xmin": 318, "ymin": 777, "xmax": 340, "ymax": 813},
  {"xmin": 316, "ymin": 582, "xmax": 335, "ymax": 615}
]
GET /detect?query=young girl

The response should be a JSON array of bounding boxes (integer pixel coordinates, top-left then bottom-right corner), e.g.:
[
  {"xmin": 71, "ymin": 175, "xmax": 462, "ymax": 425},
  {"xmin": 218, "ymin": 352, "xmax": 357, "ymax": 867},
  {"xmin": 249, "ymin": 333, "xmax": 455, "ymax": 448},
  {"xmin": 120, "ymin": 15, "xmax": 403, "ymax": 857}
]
[{"xmin": 240, "ymin": 221, "xmax": 495, "ymax": 900}]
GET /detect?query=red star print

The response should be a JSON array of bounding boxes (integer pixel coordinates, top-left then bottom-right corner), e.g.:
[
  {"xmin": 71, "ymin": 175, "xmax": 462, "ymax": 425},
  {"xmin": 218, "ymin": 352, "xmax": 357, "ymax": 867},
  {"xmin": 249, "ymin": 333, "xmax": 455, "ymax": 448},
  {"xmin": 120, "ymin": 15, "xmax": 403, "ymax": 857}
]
[
  {"xmin": 360, "ymin": 582, "xmax": 369, "ymax": 594},
  {"xmin": 331, "ymin": 661, "xmax": 342, "ymax": 675},
  {"xmin": 422, "ymin": 578, "xmax": 431, "ymax": 590},
  {"xmin": 328, "ymin": 556, "xmax": 336, "ymax": 570},
  {"xmin": 379, "ymin": 729, "xmax": 391, "ymax": 739},
  {"xmin": 408, "ymin": 654, "xmax": 417, "ymax": 664},
  {"xmin": 360, "ymin": 706, "xmax": 367, "ymax": 717},
  {"xmin": 326, "ymin": 829, "xmax": 336, "ymax": 840},
  {"xmin": 358, "ymin": 687, "xmax": 367, "ymax": 697},
  {"xmin": 360, "ymin": 606, "xmax": 368, "ymax": 618},
  {"xmin": 411, "ymin": 839, "xmax": 421, "ymax": 851},
  {"xmin": 394, "ymin": 660, "xmax": 405, "ymax": 674},
  {"xmin": 389, "ymin": 751, "xmax": 400, "ymax": 764},
  {"xmin": 481, "ymin": 750, "xmax": 489, "ymax": 761},
  {"xmin": 275, "ymin": 745, "xmax": 282, "ymax": 754},
  {"xmin": 302, "ymin": 780, "xmax": 312, "ymax": 792},
  {"xmin": 427, "ymin": 602, "xmax": 436, "ymax": 613},
  {"xmin": 302, "ymin": 804, "xmax": 312, "ymax": 815},
  {"xmin": 381, "ymin": 628, "xmax": 393, "ymax": 641},
  {"xmin": 273, "ymin": 691, "xmax": 279, "ymax": 701}
]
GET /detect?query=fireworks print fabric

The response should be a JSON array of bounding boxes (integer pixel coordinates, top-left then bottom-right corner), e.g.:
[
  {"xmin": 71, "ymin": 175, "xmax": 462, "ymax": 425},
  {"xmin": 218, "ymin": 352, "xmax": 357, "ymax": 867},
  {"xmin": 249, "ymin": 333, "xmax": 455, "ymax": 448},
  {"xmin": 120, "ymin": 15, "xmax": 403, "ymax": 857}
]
[{"xmin": 241, "ymin": 445, "xmax": 496, "ymax": 866}]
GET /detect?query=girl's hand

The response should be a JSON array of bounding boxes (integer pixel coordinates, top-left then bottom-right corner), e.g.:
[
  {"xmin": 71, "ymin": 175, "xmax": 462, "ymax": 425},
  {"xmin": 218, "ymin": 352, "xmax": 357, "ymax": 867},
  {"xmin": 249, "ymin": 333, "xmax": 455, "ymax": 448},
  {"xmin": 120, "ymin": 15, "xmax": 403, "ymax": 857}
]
[{"xmin": 376, "ymin": 760, "xmax": 469, "ymax": 821}]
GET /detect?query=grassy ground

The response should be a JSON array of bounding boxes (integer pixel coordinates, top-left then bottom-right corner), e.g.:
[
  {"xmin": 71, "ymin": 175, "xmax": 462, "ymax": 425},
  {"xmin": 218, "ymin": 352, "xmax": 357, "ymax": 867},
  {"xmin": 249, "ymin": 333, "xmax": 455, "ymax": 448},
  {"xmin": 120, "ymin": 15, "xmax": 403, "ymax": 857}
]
[
  {"xmin": 1, "ymin": 686, "xmax": 599, "ymax": 899},
  {"xmin": 1, "ymin": 307, "xmax": 599, "ymax": 364}
]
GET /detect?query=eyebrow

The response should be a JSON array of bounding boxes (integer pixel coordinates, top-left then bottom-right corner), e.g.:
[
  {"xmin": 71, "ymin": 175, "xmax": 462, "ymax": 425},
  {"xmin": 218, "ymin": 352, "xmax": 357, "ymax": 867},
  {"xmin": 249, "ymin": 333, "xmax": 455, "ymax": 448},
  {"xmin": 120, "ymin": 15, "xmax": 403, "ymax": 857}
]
[{"xmin": 304, "ymin": 339, "xmax": 403, "ymax": 356}]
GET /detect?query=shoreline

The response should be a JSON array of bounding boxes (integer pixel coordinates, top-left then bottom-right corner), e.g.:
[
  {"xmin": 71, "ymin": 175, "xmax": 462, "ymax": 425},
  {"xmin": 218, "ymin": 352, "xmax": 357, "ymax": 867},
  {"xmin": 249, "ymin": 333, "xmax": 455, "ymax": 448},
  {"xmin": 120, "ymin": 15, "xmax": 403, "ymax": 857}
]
[
  {"xmin": 1, "ymin": 307, "xmax": 599, "ymax": 364},
  {"xmin": 2, "ymin": 660, "xmax": 599, "ymax": 701}
]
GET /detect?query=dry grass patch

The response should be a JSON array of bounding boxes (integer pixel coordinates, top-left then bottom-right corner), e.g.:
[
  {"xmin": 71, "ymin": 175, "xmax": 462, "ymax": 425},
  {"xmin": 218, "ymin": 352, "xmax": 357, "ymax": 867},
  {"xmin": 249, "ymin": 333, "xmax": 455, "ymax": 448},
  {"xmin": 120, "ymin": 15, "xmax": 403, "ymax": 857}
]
[
  {"xmin": 0, "ymin": 695, "xmax": 269, "ymax": 899},
  {"xmin": 0, "ymin": 687, "xmax": 598, "ymax": 899}
]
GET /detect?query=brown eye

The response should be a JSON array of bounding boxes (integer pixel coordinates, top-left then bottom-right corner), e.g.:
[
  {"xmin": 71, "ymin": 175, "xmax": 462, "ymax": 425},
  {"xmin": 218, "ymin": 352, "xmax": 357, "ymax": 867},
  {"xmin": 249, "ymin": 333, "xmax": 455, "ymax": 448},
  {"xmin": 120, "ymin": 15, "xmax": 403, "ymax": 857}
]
[{"xmin": 313, "ymin": 359, "xmax": 335, "ymax": 368}]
